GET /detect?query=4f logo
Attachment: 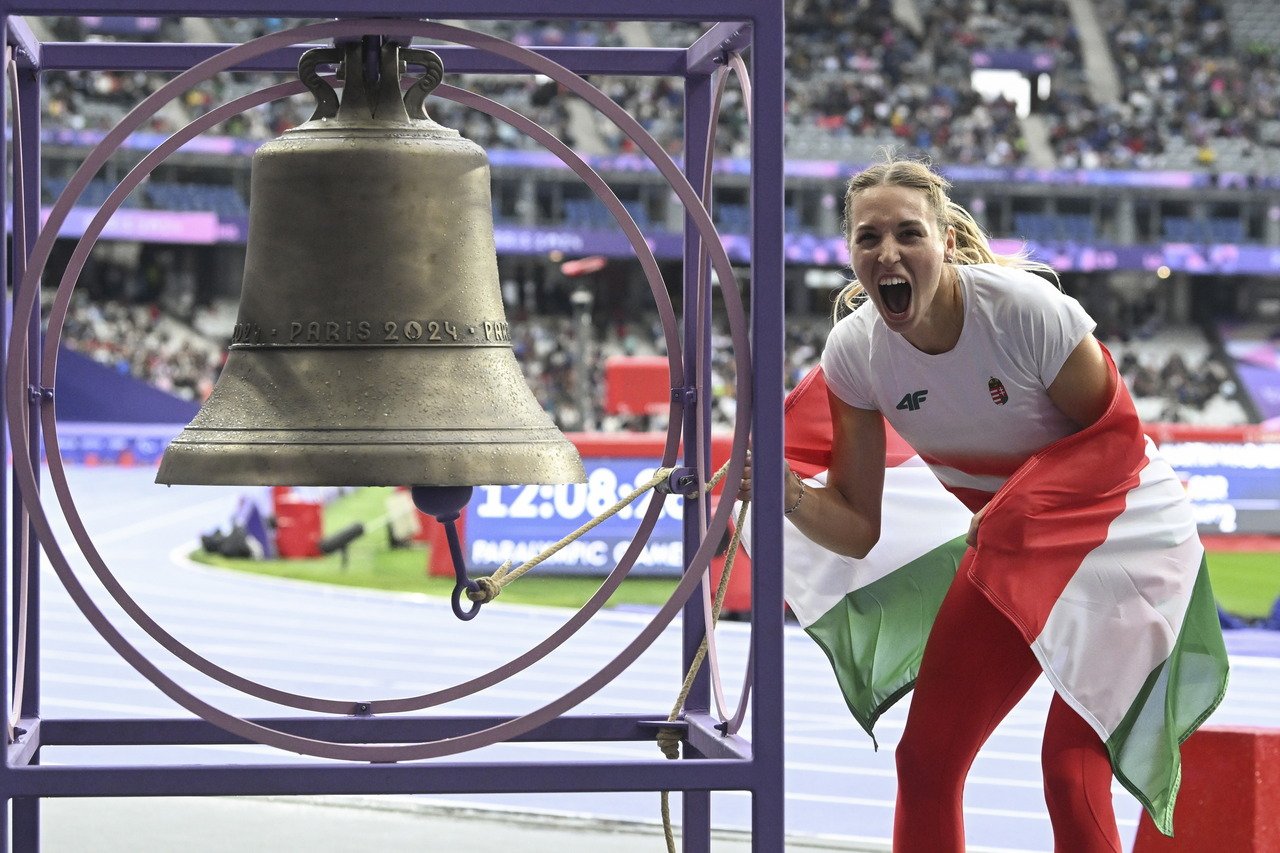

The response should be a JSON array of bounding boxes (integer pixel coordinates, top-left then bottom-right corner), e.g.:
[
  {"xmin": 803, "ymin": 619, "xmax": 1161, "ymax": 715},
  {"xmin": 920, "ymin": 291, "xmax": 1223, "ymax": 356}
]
[{"xmin": 896, "ymin": 389, "xmax": 929, "ymax": 411}]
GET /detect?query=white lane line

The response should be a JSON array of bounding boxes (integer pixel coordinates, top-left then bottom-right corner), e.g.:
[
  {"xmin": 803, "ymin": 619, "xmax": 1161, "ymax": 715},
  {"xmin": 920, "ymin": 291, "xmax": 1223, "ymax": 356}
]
[
  {"xmin": 51, "ymin": 496, "xmax": 242, "ymax": 546},
  {"xmin": 39, "ymin": 640, "xmax": 754, "ymax": 705},
  {"xmin": 41, "ymin": 697, "xmax": 189, "ymax": 716},
  {"xmin": 41, "ymin": 595, "xmax": 691, "ymax": 661},
  {"xmin": 784, "ymin": 761, "xmax": 1043, "ymax": 790},
  {"xmin": 724, "ymin": 790, "xmax": 1137, "ymax": 828},
  {"xmin": 1227, "ymin": 655, "xmax": 1280, "ymax": 670},
  {"xmin": 36, "ymin": 620, "xmax": 690, "ymax": 684},
  {"xmin": 786, "ymin": 735, "xmax": 1044, "ymax": 764}
]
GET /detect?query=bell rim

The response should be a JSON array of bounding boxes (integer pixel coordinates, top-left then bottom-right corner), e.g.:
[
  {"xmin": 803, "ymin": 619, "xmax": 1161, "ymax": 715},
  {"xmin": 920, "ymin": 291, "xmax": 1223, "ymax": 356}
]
[{"xmin": 155, "ymin": 435, "xmax": 587, "ymax": 487}]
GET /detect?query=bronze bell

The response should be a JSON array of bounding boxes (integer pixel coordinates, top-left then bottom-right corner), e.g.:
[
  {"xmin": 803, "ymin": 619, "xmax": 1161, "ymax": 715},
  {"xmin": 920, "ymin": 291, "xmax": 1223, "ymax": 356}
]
[{"xmin": 156, "ymin": 39, "xmax": 585, "ymax": 487}]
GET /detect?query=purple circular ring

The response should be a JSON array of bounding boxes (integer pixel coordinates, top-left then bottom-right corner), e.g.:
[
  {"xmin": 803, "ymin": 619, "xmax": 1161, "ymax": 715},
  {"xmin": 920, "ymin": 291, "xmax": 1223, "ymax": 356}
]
[{"xmin": 7, "ymin": 18, "xmax": 755, "ymax": 761}]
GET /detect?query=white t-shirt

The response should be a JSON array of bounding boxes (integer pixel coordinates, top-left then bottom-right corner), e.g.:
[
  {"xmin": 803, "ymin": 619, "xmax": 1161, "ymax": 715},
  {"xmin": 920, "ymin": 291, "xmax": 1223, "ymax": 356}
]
[{"xmin": 821, "ymin": 263, "xmax": 1096, "ymax": 507}]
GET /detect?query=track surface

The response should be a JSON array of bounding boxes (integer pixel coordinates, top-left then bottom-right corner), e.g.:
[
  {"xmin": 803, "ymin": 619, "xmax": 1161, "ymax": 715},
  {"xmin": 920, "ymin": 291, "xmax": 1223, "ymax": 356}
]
[{"xmin": 32, "ymin": 466, "xmax": 1280, "ymax": 852}]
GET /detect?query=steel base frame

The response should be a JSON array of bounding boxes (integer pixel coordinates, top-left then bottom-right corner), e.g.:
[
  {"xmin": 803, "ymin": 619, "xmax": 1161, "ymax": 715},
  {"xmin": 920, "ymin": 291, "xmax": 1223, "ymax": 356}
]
[{"xmin": 0, "ymin": 3, "xmax": 788, "ymax": 851}]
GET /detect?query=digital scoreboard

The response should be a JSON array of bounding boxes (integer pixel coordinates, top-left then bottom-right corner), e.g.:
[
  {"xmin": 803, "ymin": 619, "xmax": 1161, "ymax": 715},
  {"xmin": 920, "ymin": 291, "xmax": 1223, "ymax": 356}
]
[
  {"xmin": 1160, "ymin": 441, "xmax": 1280, "ymax": 535},
  {"xmin": 466, "ymin": 458, "xmax": 687, "ymax": 575}
]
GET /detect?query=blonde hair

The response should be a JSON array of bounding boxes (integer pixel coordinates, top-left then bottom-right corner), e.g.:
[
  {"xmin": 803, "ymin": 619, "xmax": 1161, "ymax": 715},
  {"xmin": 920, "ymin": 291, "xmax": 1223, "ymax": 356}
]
[{"xmin": 834, "ymin": 156, "xmax": 1057, "ymax": 319}]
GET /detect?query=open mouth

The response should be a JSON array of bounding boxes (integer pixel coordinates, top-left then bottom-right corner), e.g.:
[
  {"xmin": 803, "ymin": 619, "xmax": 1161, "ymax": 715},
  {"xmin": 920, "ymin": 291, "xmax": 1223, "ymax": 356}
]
[{"xmin": 879, "ymin": 278, "xmax": 912, "ymax": 315}]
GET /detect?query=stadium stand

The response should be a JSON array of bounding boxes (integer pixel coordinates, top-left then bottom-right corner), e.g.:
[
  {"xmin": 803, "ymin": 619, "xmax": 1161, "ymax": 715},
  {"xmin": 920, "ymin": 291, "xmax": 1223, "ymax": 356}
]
[
  {"xmin": 144, "ymin": 182, "xmax": 249, "ymax": 217},
  {"xmin": 1065, "ymin": 0, "xmax": 1280, "ymax": 173},
  {"xmin": 1107, "ymin": 326, "xmax": 1250, "ymax": 425},
  {"xmin": 1226, "ymin": 0, "xmax": 1280, "ymax": 50},
  {"xmin": 44, "ymin": 176, "xmax": 145, "ymax": 209},
  {"xmin": 57, "ymin": 292, "xmax": 224, "ymax": 402},
  {"xmin": 33, "ymin": 3, "xmax": 1280, "ymax": 171},
  {"xmin": 33, "ymin": 9, "xmax": 1278, "ymax": 430}
]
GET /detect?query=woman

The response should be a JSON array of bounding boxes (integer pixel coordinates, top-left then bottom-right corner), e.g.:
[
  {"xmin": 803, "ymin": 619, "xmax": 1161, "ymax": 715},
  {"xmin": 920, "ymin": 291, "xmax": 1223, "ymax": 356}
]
[{"xmin": 743, "ymin": 158, "xmax": 1226, "ymax": 851}]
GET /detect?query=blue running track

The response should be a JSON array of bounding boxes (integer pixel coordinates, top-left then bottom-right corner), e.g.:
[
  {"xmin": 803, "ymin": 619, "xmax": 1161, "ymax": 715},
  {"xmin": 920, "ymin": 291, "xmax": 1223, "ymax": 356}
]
[{"xmin": 32, "ymin": 466, "xmax": 1280, "ymax": 852}]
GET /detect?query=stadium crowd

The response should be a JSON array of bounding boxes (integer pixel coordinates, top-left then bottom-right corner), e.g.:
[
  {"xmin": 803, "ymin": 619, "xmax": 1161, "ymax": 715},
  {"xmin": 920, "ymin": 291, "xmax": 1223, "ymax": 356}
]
[
  {"xmin": 768, "ymin": 0, "xmax": 1065, "ymax": 166},
  {"xmin": 57, "ymin": 291, "xmax": 1252, "ymax": 430},
  {"xmin": 58, "ymin": 292, "xmax": 224, "ymax": 402},
  {"xmin": 34, "ymin": 0, "xmax": 1280, "ymax": 173},
  {"xmin": 40, "ymin": 16, "xmax": 594, "ymax": 154},
  {"xmin": 37, "ymin": 7, "xmax": 1272, "ymax": 428},
  {"xmin": 1117, "ymin": 348, "xmax": 1239, "ymax": 421},
  {"xmin": 1044, "ymin": 0, "xmax": 1280, "ymax": 170}
]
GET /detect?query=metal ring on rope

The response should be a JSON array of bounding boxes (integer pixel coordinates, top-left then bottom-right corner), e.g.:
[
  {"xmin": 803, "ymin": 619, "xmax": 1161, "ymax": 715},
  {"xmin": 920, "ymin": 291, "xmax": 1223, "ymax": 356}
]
[{"xmin": 7, "ymin": 18, "xmax": 754, "ymax": 761}]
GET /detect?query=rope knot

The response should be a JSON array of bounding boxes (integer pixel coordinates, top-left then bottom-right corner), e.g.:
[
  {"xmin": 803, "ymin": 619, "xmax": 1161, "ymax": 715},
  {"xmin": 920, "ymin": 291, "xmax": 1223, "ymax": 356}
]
[
  {"xmin": 655, "ymin": 726, "xmax": 683, "ymax": 760},
  {"xmin": 466, "ymin": 576, "xmax": 501, "ymax": 603}
]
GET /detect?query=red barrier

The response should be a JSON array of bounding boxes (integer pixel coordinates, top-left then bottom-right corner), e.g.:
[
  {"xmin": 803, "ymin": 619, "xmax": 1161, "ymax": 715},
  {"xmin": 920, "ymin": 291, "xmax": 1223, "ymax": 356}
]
[
  {"xmin": 1144, "ymin": 422, "xmax": 1280, "ymax": 444},
  {"xmin": 563, "ymin": 431, "xmax": 738, "ymax": 490},
  {"xmin": 602, "ymin": 355, "xmax": 670, "ymax": 416},
  {"xmin": 1132, "ymin": 726, "xmax": 1280, "ymax": 852},
  {"xmin": 274, "ymin": 498, "xmax": 323, "ymax": 559}
]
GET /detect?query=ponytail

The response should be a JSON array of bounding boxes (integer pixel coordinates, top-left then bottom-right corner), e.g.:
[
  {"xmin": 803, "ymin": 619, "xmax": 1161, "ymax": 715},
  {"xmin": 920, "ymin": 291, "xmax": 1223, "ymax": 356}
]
[{"xmin": 834, "ymin": 155, "xmax": 1057, "ymax": 320}]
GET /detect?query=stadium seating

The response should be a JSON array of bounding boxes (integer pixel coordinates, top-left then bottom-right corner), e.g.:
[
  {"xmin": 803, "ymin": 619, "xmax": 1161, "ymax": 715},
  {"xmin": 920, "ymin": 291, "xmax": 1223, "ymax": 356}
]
[
  {"xmin": 34, "ymin": 3, "xmax": 1280, "ymax": 172},
  {"xmin": 32, "ymin": 11, "xmax": 1276, "ymax": 429},
  {"xmin": 1014, "ymin": 212, "xmax": 1098, "ymax": 243},
  {"xmin": 44, "ymin": 176, "xmax": 145, "ymax": 209},
  {"xmin": 1109, "ymin": 326, "xmax": 1251, "ymax": 426},
  {"xmin": 145, "ymin": 182, "xmax": 249, "ymax": 218}
]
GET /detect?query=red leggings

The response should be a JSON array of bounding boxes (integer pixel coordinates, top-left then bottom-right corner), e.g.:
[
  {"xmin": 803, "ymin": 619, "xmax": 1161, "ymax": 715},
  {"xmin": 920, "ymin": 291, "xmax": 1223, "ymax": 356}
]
[{"xmin": 893, "ymin": 569, "xmax": 1122, "ymax": 853}]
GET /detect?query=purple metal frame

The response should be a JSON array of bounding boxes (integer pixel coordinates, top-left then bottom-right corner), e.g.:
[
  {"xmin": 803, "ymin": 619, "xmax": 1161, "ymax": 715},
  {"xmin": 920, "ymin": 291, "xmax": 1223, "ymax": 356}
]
[{"xmin": 0, "ymin": 4, "xmax": 786, "ymax": 851}]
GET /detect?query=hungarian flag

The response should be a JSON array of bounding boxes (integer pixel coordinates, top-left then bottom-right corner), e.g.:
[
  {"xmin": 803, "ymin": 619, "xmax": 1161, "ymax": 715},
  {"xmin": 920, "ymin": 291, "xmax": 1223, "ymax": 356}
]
[{"xmin": 767, "ymin": 362, "xmax": 1228, "ymax": 836}]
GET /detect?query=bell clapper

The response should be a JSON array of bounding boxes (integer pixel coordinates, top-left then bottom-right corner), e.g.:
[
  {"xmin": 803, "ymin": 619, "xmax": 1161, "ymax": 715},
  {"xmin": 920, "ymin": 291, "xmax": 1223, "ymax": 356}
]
[{"xmin": 410, "ymin": 486, "xmax": 483, "ymax": 620}]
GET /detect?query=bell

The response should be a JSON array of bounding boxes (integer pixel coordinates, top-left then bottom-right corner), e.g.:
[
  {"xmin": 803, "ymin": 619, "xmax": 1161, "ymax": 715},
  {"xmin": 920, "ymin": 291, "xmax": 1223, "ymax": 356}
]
[{"xmin": 157, "ymin": 39, "xmax": 585, "ymax": 488}]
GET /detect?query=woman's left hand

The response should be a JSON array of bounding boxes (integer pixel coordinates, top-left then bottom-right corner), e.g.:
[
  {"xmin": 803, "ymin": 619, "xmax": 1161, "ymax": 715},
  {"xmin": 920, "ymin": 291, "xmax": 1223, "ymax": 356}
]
[
  {"xmin": 966, "ymin": 504, "xmax": 988, "ymax": 549},
  {"xmin": 736, "ymin": 449, "xmax": 753, "ymax": 502}
]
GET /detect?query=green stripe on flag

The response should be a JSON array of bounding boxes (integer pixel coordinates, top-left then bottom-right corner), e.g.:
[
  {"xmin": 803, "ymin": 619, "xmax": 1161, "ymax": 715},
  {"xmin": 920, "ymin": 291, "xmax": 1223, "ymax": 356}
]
[
  {"xmin": 1105, "ymin": 556, "xmax": 1230, "ymax": 837},
  {"xmin": 805, "ymin": 536, "xmax": 969, "ymax": 745}
]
